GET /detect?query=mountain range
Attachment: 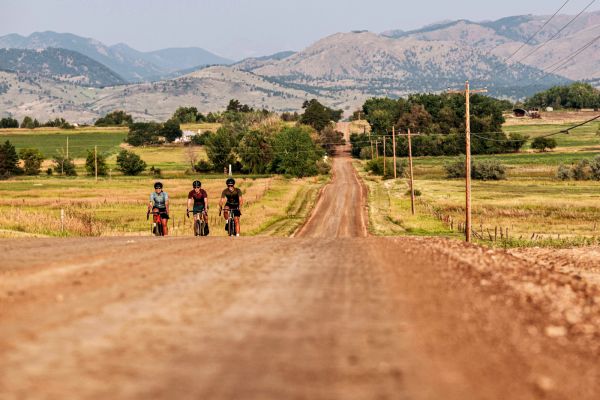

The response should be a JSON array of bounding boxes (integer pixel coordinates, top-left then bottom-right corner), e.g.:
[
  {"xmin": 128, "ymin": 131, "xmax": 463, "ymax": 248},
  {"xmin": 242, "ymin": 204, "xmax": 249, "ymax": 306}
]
[
  {"xmin": 0, "ymin": 31, "xmax": 233, "ymax": 82},
  {"xmin": 0, "ymin": 10, "xmax": 598, "ymax": 122}
]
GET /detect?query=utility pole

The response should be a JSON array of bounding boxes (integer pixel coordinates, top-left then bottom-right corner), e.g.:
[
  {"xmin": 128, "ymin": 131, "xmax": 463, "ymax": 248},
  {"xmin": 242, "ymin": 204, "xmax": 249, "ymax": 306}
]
[
  {"xmin": 66, "ymin": 136, "xmax": 69, "ymax": 159},
  {"xmin": 407, "ymin": 129, "xmax": 415, "ymax": 216},
  {"xmin": 392, "ymin": 126, "xmax": 397, "ymax": 179},
  {"xmin": 383, "ymin": 135, "xmax": 386, "ymax": 176},
  {"xmin": 375, "ymin": 139, "xmax": 379, "ymax": 159},
  {"xmin": 448, "ymin": 80, "xmax": 487, "ymax": 242},
  {"xmin": 94, "ymin": 145, "xmax": 98, "ymax": 182}
]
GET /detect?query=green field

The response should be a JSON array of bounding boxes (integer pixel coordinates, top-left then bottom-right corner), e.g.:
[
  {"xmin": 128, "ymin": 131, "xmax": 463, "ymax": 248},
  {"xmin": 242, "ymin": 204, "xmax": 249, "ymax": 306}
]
[{"xmin": 0, "ymin": 129, "xmax": 127, "ymax": 159}]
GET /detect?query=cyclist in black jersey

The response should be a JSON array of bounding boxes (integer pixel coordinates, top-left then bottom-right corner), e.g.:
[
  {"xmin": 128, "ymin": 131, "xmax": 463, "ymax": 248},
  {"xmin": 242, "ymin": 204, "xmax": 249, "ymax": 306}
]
[{"xmin": 219, "ymin": 178, "xmax": 243, "ymax": 236}]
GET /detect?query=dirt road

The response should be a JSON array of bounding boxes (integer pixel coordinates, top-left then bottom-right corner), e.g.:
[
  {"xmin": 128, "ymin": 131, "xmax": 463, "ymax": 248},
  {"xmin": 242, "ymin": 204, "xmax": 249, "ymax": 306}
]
[{"xmin": 1, "ymin": 149, "xmax": 600, "ymax": 399}]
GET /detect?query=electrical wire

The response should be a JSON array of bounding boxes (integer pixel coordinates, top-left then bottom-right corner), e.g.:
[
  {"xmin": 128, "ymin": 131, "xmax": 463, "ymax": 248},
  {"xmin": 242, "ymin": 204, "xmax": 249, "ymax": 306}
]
[{"xmin": 501, "ymin": 0, "xmax": 572, "ymax": 64}]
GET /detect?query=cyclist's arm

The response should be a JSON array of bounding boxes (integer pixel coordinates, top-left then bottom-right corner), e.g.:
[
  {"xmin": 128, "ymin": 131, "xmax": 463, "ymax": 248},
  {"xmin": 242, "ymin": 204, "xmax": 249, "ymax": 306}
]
[
  {"xmin": 187, "ymin": 197, "xmax": 193, "ymax": 211},
  {"xmin": 239, "ymin": 194, "xmax": 244, "ymax": 208},
  {"xmin": 165, "ymin": 199, "xmax": 170, "ymax": 214},
  {"xmin": 219, "ymin": 195, "xmax": 225, "ymax": 209},
  {"xmin": 204, "ymin": 195, "xmax": 209, "ymax": 210},
  {"xmin": 148, "ymin": 194, "xmax": 154, "ymax": 211}
]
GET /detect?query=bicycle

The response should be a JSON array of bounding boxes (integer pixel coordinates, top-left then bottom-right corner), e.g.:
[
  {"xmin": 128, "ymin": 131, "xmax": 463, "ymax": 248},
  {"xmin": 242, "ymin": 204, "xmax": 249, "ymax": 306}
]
[
  {"xmin": 147, "ymin": 208, "xmax": 166, "ymax": 236},
  {"xmin": 219, "ymin": 206, "xmax": 240, "ymax": 237},
  {"xmin": 187, "ymin": 209, "xmax": 208, "ymax": 236}
]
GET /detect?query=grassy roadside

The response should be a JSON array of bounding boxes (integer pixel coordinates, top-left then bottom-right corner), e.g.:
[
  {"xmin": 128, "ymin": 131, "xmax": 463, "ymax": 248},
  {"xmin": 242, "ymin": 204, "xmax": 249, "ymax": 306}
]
[
  {"xmin": 0, "ymin": 175, "xmax": 328, "ymax": 238},
  {"xmin": 354, "ymin": 159, "xmax": 600, "ymax": 248}
]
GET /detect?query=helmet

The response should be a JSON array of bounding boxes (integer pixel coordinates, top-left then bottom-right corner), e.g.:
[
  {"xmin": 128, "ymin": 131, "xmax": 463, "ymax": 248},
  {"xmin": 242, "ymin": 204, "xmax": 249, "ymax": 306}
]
[
  {"xmin": 193, "ymin": 180, "xmax": 201, "ymax": 188},
  {"xmin": 154, "ymin": 182, "xmax": 163, "ymax": 189},
  {"xmin": 226, "ymin": 178, "xmax": 235, "ymax": 186}
]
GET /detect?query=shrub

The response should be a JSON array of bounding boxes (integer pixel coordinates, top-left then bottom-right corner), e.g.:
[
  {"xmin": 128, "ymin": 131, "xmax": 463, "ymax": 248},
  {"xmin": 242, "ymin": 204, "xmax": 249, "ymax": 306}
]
[
  {"xmin": 571, "ymin": 160, "xmax": 589, "ymax": 181},
  {"xmin": 556, "ymin": 164, "xmax": 572, "ymax": 180},
  {"xmin": 126, "ymin": 122, "xmax": 162, "ymax": 146},
  {"xmin": 19, "ymin": 148, "xmax": 44, "ymax": 175},
  {"xmin": 472, "ymin": 160, "xmax": 506, "ymax": 181},
  {"xmin": 316, "ymin": 159, "xmax": 332, "ymax": 175},
  {"xmin": 366, "ymin": 157, "xmax": 406, "ymax": 179},
  {"xmin": 445, "ymin": 156, "xmax": 506, "ymax": 180},
  {"xmin": 116, "ymin": 150, "xmax": 147, "ymax": 176},
  {"xmin": 194, "ymin": 160, "xmax": 213, "ymax": 172},
  {"xmin": 85, "ymin": 149, "xmax": 108, "ymax": 176},
  {"xmin": 46, "ymin": 167, "xmax": 53, "ymax": 175},
  {"xmin": 444, "ymin": 157, "xmax": 467, "ymax": 178},
  {"xmin": 531, "ymin": 137, "xmax": 557, "ymax": 152},
  {"xmin": 406, "ymin": 189, "xmax": 422, "ymax": 197},
  {"xmin": 589, "ymin": 155, "xmax": 600, "ymax": 180},
  {"xmin": 359, "ymin": 147, "xmax": 371, "ymax": 160},
  {"xmin": 52, "ymin": 154, "xmax": 77, "ymax": 176}
]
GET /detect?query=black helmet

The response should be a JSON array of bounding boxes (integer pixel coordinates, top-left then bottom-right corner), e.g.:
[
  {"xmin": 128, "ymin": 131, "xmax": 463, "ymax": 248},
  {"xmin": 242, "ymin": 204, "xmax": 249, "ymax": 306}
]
[
  {"xmin": 154, "ymin": 181, "xmax": 163, "ymax": 189},
  {"xmin": 226, "ymin": 178, "xmax": 235, "ymax": 186},
  {"xmin": 193, "ymin": 180, "xmax": 201, "ymax": 188}
]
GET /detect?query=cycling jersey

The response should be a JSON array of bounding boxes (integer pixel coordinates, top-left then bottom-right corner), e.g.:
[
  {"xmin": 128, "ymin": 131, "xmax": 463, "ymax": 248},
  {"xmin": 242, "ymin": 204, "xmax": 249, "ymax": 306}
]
[
  {"xmin": 221, "ymin": 187, "xmax": 242, "ymax": 208},
  {"xmin": 150, "ymin": 191, "xmax": 169, "ymax": 208},
  {"xmin": 188, "ymin": 189, "xmax": 207, "ymax": 206}
]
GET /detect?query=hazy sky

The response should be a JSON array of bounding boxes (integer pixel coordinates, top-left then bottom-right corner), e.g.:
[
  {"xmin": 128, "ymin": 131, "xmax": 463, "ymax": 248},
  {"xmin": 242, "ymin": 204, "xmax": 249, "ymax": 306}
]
[{"xmin": 2, "ymin": 0, "xmax": 599, "ymax": 60}]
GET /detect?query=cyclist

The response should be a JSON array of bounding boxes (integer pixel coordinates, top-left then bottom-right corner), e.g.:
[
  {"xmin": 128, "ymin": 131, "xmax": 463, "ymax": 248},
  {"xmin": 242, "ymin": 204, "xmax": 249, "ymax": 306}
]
[
  {"xmin": 219, "ymin": 178, "xmax": 243, "ymax": 236},
  {"xmin": 148, "ymin": 181, "xmax": 169, "ymax": 236},
  {"xmin": 187, "ymin": 180, "xmax": 209, "ymax": 235}
]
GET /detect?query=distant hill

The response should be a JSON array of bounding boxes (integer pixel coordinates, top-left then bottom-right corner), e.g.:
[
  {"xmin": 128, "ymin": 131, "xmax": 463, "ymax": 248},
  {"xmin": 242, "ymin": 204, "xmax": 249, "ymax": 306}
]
[
  {"xmin": 0, "ymin": 31, "xmax": 233, "ymax": 82},
  {"xmin": 0, "ymin": 48, "xmax": 126, "ymax": 87},
  {"xmin": 0, "ymin": 11, "xmax": 598, "ymax": 122}
]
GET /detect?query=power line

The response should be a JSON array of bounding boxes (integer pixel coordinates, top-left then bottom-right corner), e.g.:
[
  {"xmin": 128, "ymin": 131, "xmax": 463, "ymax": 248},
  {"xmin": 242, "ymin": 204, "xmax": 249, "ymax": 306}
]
[
  {"xmin": 501, "ymin": 0, "xmax": 572, "ymax": 64},
  {"xmin": 521, "ymin": 32, "xmax": 600, "ymax": 89},
  {"xmin": 497, "ymin": 0, "xmax": 597, "ymax": 75}
]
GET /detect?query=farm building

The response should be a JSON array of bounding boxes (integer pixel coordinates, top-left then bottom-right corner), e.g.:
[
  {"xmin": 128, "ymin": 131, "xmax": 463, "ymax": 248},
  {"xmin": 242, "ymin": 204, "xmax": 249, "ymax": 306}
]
[
  {"xmin": 513, "ymin": 108, "xmax": 528, "ymax": 118},
  {"xmin": 174, "ymin": 130, "xmax": 197, "ymax": 143}
]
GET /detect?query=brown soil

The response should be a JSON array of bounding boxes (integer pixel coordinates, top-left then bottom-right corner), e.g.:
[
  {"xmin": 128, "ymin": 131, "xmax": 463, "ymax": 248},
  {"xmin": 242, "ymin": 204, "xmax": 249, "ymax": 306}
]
[{"xmin": 1, "ymin": 148, "xmax": 599, "ymax": 399}]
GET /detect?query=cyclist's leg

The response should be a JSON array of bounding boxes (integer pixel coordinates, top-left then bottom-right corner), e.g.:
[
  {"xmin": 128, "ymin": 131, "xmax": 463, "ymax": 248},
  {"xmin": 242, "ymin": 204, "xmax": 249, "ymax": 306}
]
[
  {"xmin": 161, "ymin": 218, "xmax": 168, "ymax": 235},
  {"xmin": 234, "ymin": 209, "xmax": 241, "ymax": 235}
]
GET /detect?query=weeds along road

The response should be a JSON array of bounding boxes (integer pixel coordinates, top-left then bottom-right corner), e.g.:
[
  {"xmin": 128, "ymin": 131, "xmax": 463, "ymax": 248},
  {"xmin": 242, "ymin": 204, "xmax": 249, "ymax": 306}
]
[{"xmin": 1, "ymin": 147, "xmax": 600, "ymax": 399}]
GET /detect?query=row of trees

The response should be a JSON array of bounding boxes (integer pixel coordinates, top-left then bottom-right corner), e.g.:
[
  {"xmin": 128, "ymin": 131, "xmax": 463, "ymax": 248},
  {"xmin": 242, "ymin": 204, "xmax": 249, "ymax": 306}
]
[
  {"xmin": 0, "ymin": 116, "xmax": 75, "ymax": 129},
  {"xmin": 202, "ymin": 113, "xmax": 336, "ymax": 177},
  {"xmin": 0, "ymin": 140, "xmax": 149, "ymax": 179},
  {"xmin": 351, "ymin": 93, "xmax": 527, "ymax": 158},
  {"xmin": 525, "ymin": 82, "xmax": 600, "ymax": 110}
]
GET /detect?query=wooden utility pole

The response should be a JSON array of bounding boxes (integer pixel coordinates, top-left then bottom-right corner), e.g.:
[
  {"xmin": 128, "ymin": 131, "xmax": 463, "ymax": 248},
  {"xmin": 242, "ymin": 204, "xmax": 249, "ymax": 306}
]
[
  {"xmin": 66, "ymin": 136, "xmax": 69, "ymax": 159},
  {"xmin": 383, "ymin": 136, "xmax": 386, "ymax": 176},
  {"xmin": 375, "ymin": 140, "xmax": 379, "ymax": 159},
  {"xmin": 94, "ymin": 145, "xmax": 98, "ymax": 182},
  {"xmin": 407, "ymin": 129, "xmax": 415, "ymax": 216},
  {"xmin": 448, "ymin": 80, "xmax": 487, "ymax": 242},
  {"xmin": 392, "ymin": 126, "xmax": 397, "ymax": 179}
]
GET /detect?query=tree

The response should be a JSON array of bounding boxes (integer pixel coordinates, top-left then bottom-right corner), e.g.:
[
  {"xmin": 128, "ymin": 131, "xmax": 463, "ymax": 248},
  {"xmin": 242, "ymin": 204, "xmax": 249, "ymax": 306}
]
[
  {"xmin": 19, "ymin": 148, "xmax": 44, "ymax": 175},
  {"xmin": 397, "ymin": 104, "xmax": 433, "ymax": 133},
  {"xmin": 0, "ymin": 140, "xmax": 20, "ymax": 177},
  {"xmin": 318, "ymin": 123, "xmax": 344, "ymax": 155},
  {"xmin": 525, "ymin": 82, "xmax": 600, "ymax": 110},
  {"xmin": 506, "ymin": 133, "xmax": 529, "ymax": 152},
  {"xmin": 271, "ymin": 126, "xmax": 323, "ymax": 177},
  {"xmin": 172, "ymin": 106, "xmax": 200, "ymax": 123},
  {"xmin": 52, "ymin": 153, "xmax": 77, "ymax": 176},
  {"xmin": 116, "ymin": 150, "xmax": 147, "ymax": 175},
  {"xmin": 160, "ymin": 119, "xmax": 183, "ymax": 143},
  {"xmin": 85, "ymin": 149, "xmax": 108, "ymax": 176},
  {"xmin": 94, "ymin": 110, "xmax": 133, "ymax": 126},
  {"xmin": 205, "ymin": 126, "xmax": 239, "ymax": 171},
  {"xmin": 126, "ymin": 122, "xmax": 162, "ymax": 146},
  {"xmin": 531, "ymin": 137, "xmax": 557, "ymax": 152},
  {"xmin": 237, "ymin": 129, "xmax": 273, "ymax": 173},
  {"xmin": 300, "ymin": 99, "xmax": 343, "ymax": 132},
  {"xmin": 20, "ymin": 116, "xmax": 35, "ymax": 129},
  {"xmin": 226, "ymin": 99, "xmax": 253, "ymax": 113},
  {"xmin": 0, "ymin": 117, "xmax": 19, "ymax": 128}
]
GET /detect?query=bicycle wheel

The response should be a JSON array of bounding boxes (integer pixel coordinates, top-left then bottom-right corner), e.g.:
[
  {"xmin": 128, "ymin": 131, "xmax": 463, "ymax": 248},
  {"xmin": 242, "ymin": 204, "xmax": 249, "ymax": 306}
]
[
  {"xmin": 199, "ymin": 220, "xmax": 206, "ymax": 236},
  {"xmin": 194, "ymin": 220, "xmax": 201, "ymax": 236}
]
